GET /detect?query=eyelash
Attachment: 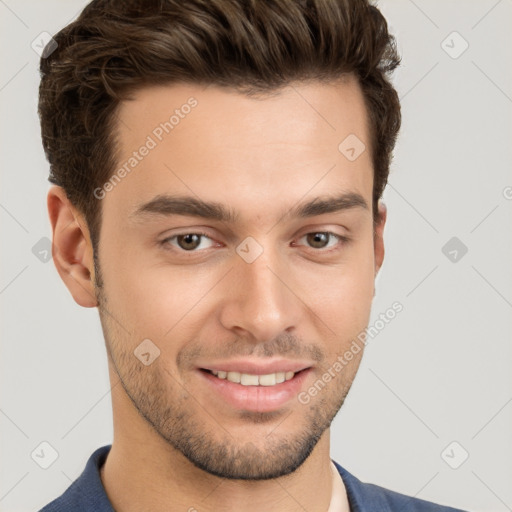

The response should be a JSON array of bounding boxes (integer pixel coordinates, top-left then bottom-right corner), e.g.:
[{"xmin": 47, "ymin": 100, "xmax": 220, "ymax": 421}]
[{"xmin": 159, "ymin": 231, "xmax": 350, "ymax": 255}]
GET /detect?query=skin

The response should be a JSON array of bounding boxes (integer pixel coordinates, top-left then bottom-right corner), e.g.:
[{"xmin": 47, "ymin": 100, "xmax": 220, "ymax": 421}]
[{"xmin": 48, "ymin": 76, "xmax": 386, "ymax": 512}]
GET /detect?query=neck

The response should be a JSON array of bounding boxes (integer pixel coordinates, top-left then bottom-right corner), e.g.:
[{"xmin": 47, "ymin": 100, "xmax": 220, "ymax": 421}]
[{"xmin": 101, "ymin": 431, "xmax": 334, "ymax": 512}]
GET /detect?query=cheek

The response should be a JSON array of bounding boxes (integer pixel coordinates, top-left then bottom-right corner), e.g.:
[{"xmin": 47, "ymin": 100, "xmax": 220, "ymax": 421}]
[
  {"xmin": 98, "ymin": 237, "xmax": 183, "ymax": 337},
  {"xmin": 310, "ymin": 239, "xmax": 375, "ymax": 326},
  {"xmin": 316, "ymin": 285, "xmax": 373, "ymax": 348},
  {"xmin": 110, "ymin": 270, "xmax": 195, "ymax": 338},
  {"xmin": 309, "ymin": 259, "xmax": 374, "ymax": 379}
]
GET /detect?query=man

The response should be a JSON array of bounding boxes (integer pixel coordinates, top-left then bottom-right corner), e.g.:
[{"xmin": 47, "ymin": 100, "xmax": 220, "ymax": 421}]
[{"xmin": 38, "ymin": 0, "xmax": 468, "ymax": 510}]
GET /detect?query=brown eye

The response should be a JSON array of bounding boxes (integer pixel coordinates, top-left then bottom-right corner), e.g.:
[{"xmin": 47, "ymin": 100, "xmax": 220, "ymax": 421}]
[
  {"xmin": 177, "ymin": 234, "xmax": 202, "ymax": 250},
  {"xmin": 297, "ymin": 232, "xmax": 346, "ymax": 251},
  {"xmin": 306, "ymin": 232, "xmax": 330, "ymax": 249},
  {"xmin": 161, "ymin": 232, "xmax": 214, "ymax": 252}
]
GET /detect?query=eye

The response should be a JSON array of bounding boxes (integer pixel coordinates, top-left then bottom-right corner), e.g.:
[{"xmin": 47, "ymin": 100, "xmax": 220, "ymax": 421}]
[
  {"xmin": 161, "ymin": 232, "xmax": 215, "ymax": 252},
  {"xmin": 160, "ymin": 230, "xmax": 349, "ymax": 254},
  {"xmin": 295, "ymin": 232, "xmax": 349, "ymax": 251}
]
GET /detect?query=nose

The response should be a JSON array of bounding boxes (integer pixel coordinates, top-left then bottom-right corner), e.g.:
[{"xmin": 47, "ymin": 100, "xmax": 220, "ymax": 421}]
[{"xmin": 218, "ymin": 243, "xmax": 303, "ymax": 344}]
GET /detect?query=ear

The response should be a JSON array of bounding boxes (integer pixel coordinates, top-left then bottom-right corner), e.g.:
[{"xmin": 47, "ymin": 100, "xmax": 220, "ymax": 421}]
[
  {"xmin": 47, "ymin": 185, "xmax": 98, "ymax": 308},
  {"xmin": 373, "ymin": 200, "xmax": 387, "ymax": 277}
]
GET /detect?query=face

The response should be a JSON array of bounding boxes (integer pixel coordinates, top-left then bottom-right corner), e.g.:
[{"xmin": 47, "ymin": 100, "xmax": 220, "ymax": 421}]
[{"xmin": 56, "ymin": 77, "xmax": 385, "ymax": 480}]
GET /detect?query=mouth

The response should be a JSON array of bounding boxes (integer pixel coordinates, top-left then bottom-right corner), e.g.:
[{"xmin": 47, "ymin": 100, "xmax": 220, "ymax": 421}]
[{"xmin": 197, "ymin": 367, "xmax": 313, "ymax": 413}]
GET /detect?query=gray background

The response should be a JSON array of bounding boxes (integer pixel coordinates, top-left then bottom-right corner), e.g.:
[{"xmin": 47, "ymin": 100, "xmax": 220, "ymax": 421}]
[{"xmin": 1, "ymin": 1, "xmax": 511, "ymax": 511}]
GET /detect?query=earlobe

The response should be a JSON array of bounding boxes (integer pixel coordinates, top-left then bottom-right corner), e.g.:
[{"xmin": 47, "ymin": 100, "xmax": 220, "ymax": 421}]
[
  {"xmin": 47, "ymin": 186, "xmax": 98, "ymax": 308},
  {"xmin": 374, "ymin": 200, "xmax": 387, "ymax": 277}
]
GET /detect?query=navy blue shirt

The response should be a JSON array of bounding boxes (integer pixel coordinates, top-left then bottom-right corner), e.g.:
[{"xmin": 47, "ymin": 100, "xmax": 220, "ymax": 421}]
[{"xmin": 39, "ymin": 445, "xmax": 468, "ymax": 511}]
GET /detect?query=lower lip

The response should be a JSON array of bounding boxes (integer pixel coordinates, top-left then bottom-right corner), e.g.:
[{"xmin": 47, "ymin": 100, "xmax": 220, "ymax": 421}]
[{"xmin": 197, "ymin": 368, "xmax": 312, "ymax": 413}]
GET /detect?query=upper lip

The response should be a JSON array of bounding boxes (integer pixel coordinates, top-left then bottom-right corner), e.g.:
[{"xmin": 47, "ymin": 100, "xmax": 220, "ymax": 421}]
[{"xmin": 198, "ymin": 359, "xmax": 313, "ymax": 375}]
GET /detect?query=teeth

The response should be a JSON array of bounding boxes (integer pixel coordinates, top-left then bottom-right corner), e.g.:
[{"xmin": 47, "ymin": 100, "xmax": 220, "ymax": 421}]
[
  {"xmin": 258, "ymin": 373, "xmax": 276, "ymax": 386},
  {"xmin": 240, "ymin": 373, "xmax": 259, "ymax": 385},
  {"xmin": 227, "ymin": 371, "xmax": 241, "ymax": 383},
  {"xmin": 210, "ymin": 370, "xmax": 297, "ymax": 386}
]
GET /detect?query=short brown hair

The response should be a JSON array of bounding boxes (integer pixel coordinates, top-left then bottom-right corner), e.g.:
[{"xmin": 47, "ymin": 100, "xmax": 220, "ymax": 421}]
[{"xmin": 38, "ymin": 0, "xmax": 401, "ymax": 256}]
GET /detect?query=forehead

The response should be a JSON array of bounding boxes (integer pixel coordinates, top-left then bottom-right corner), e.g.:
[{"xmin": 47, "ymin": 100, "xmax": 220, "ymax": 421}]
[{"xmin": 106, "ymin": 78, "xmax": 373, "ymax": 225}]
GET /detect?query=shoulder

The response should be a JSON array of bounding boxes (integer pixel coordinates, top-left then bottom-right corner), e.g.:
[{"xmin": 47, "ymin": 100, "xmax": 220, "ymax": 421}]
[
  {"xmin": 353, "ymin": 481, "xmax": 468, "ymax": 512},
  {"xmin": 332, "ymin": 460, "xmax": 469, "ymax": 512},
  {"xmin": 38, "ymin": 445, "xmax": 113, "ymax": 512}
]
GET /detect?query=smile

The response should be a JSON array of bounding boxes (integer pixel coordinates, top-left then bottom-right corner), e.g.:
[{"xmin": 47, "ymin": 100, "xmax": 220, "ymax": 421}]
[
  {"xmin": 207, "ymin": 369, "xmax": 297, "ymax": 387},
  {"xmin": 198, "ymin": 367, "xmax": 312, "ymax": 412}
]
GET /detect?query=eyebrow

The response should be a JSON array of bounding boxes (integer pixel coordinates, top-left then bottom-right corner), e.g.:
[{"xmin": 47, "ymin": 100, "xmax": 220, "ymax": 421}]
[{"xmin": 129, "ymin": 192, "xmax": 368, "ymax": 224}]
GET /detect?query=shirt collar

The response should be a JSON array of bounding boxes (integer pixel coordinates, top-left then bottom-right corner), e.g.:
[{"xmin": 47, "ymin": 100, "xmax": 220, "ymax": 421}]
[{"xmin": 331, "ymin": 459, "xmax": 393, "ymax": 512}]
